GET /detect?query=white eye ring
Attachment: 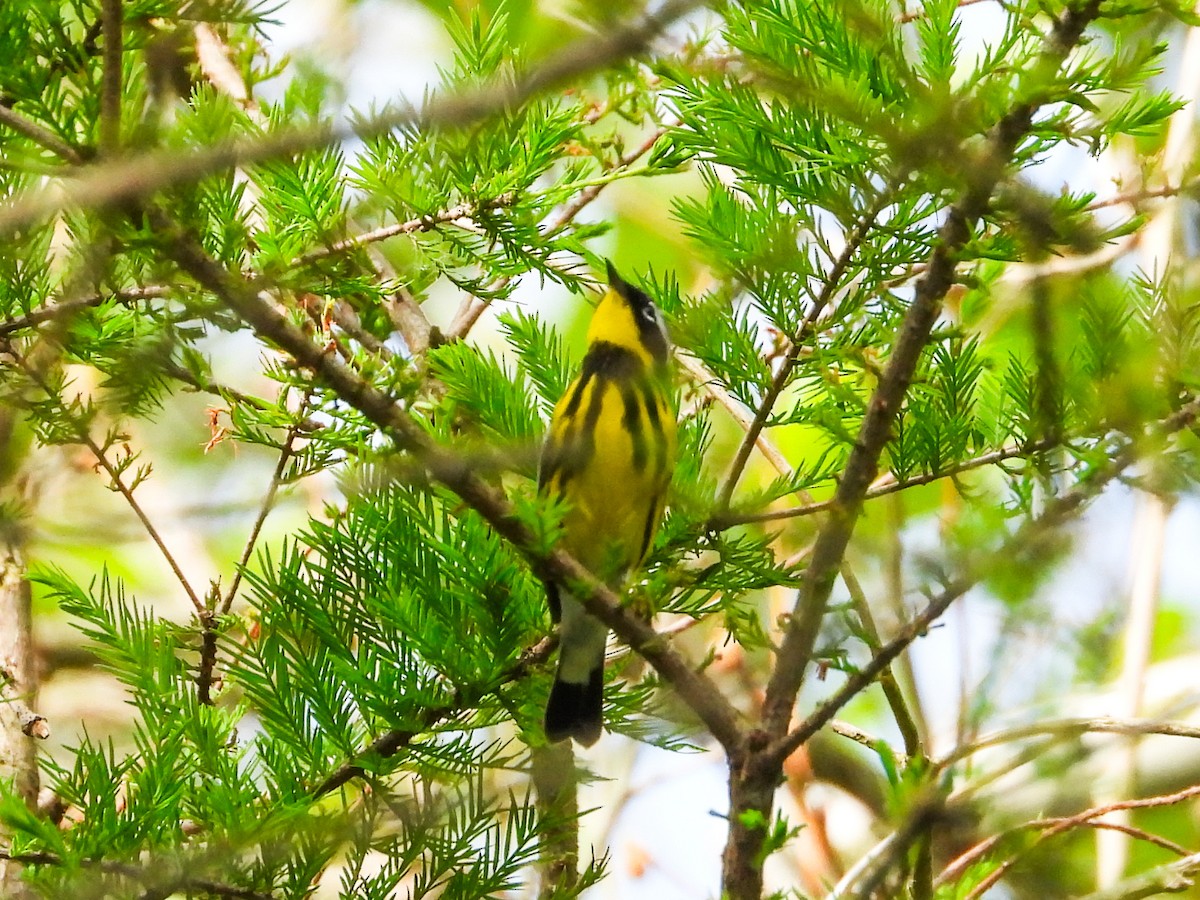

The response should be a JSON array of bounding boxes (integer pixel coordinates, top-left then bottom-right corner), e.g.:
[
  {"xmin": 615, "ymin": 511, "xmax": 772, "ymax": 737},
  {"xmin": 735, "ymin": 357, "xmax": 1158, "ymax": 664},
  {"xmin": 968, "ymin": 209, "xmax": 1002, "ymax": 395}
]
[{"xmin": 639, "ymin": 305, "xmax": 658, "ymax": 323}]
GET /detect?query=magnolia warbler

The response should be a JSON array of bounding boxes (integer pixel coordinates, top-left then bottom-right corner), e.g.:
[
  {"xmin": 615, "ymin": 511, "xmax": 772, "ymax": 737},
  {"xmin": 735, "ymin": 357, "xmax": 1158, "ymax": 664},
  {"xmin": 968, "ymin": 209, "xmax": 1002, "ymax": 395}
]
[{"xmin": 539, "ymin": 262, "xmax": 677, "ymax": 745}]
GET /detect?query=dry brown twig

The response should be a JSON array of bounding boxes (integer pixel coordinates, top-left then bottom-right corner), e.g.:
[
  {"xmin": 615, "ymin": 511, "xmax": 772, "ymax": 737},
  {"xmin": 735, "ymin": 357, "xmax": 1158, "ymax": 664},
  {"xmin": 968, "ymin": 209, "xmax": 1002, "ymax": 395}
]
[{"xmin": 941, "ymin": 783, "xmax": 1200, "ymax": 897}]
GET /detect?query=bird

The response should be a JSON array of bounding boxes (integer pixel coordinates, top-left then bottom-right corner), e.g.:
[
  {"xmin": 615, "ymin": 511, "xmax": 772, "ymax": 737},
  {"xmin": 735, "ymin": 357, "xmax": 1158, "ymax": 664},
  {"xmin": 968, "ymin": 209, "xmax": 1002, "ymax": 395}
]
[{"xmin": 538, "ymin": 261, "xmax": 677, "ymax": 746}]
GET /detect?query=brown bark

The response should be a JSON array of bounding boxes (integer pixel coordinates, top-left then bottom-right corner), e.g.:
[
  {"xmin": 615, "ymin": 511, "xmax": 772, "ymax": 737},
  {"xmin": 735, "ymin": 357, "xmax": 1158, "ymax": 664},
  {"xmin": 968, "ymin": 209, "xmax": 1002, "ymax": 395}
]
[{"xmin": 0, "ymin": 536, "xmax": 39, "ymax": 897}]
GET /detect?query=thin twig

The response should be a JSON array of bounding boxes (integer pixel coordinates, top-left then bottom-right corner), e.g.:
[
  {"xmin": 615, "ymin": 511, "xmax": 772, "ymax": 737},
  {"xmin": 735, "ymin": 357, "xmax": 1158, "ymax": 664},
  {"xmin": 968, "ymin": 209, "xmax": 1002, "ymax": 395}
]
[
  {"xmin": 0, "ymin": 104, "xmax": 84, "ymax": 165},
  {"xmin": 894, "ymin": 0, "xmax": 994, "ymax": 24},
  {"xmin": 715, "ymin": 180, "xmax": 904, "ymax": 512},
  {"xmin": 885, "ymin": 492, "xmax": 928, "ymax": 744},
  {"xmin": 1086, "ymin": 180, "xmax": 1198, "ymax": 210},
  {"xmin": 830, "ymin": 783, "xmax": 948, "ymax": 900},
  {"xmin": 958, "ymin": 783, "xmax": 1200, "ymax": 898},
  {"xmin": 220, "ymin": 390, "xmax": 311, "ymax": 615},
  {"xmin": 940, "ymin": 809, "xmax": 1193, "ymax": 890},
  {"xmin": 1076, "ymin": 850, "xmax": 1200, "ymax": 900},
  {"xmin": 829, "ymin": 719, "xmax": 903, "ymax": 764},
  {"xmin": 14, "ymin": 354, "xmax": 206, "ymax": 616},
  {"xmin": 196, "ymin": 390, "xmax": 314, "ymax": 705},
  {"xmin": 677, "ymin": 351, "xmax": 801, "ymax": 488},
  {"xmin": 682, "ymin": 350, "xmax": 931, "ymax": 766},
  {"xmin": 933, "ymin": 715, "xmax": 1200, "ymax": 771},
  {"xmin": 295, "ymin": 194, "xmax": 517, "ymax": 267},
  {"xmin": 713, "ymin": 439, "xmax": 1054, "ymax": 528},
  {"xmin": 0, "ymin": 286, "xmax": 171, "ymax": 339},
  {"xmin": 841, "ymin": 567, "xmax": 922, "ymax": 759},
  {"xmin": 157, "ymin": 359, "xmax": 326, "ymax": 436},
  {"xmin": 545, "ymin": 125, "xmax": 674, "ymax": 234}
]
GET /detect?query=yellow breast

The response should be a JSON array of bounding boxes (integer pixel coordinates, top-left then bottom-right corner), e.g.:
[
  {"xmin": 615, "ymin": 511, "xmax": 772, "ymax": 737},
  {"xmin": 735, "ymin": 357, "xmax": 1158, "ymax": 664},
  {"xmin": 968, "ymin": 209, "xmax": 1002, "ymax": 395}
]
[{"xmin": 540, "ymin": 350, "xmax": 675, "ymax": 583}]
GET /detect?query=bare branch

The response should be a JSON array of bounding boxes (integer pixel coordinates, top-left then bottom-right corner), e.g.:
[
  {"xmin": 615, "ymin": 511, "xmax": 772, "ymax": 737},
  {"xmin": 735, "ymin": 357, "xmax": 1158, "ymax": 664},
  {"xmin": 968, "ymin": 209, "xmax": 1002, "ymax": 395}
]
[
  {"xmin": 1077, "ymin": 851, "xmax": 1200, "ymax": 900},
  {"xmin": 953, "ymin": 784, "xmax": 1200, "ymax": 898},
  {"xmin": 934, "ymin": 716, "xmax": 1200, "ymax": 771}
]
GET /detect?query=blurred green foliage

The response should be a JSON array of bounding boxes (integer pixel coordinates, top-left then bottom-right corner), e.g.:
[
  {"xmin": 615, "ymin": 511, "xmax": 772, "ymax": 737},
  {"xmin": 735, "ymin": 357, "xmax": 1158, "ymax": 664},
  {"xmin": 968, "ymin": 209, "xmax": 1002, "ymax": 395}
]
[{"xmin": 0, "ymin": 0, "xmax": 1198, "ymax": 897}]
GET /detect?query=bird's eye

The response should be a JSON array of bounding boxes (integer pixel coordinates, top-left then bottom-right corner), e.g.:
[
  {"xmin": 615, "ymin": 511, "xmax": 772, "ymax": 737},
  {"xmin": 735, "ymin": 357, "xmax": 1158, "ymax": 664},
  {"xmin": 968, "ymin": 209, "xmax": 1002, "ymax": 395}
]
[{"xmin": 639, "ymin": 305, "xmax": 658, "ymax": 323}]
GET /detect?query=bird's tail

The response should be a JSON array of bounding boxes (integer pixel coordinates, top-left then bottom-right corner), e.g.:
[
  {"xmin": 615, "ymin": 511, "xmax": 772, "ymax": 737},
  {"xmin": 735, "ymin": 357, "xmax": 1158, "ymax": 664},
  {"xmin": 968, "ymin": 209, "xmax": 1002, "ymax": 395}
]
[{"xmin": 544, "ymin": 662, "xmax": 603, "ymax": 747}]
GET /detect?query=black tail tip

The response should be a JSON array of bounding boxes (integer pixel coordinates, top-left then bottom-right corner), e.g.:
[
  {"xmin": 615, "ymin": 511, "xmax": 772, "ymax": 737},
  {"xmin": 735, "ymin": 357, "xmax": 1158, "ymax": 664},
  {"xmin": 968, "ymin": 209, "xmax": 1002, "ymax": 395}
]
[{"xmin": 544, "ymin": 668, "xmax": 604, "ymax": 747}]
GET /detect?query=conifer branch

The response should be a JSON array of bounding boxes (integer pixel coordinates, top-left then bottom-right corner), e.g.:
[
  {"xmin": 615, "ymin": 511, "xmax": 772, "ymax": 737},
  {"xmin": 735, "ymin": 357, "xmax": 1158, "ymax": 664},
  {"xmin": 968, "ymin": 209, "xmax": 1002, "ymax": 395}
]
[
  {"xmin": 0, "ymin": 0, "xmax": 704, "ymax": 237},
  {"xmin": 155, "ymin": 217, "xmax": 744, "ymax": 752},
  {"xmin": 760, "ymin": 0, "xmax": 1107, "ymax": 737},
  {"xmin": 768, "ymin": 392, "xmax": 1200, "ymax": 767},
  {"xmin": 709, "ymin": 440, "xmax": 1056, "ymax": 529},
  {"xmin": 0, "ymin": 286, "xmax": 171, "ymax": 339},
  {"xmin": 447, "ymin": 121, "xmax": 673, "ymax": 340},
  {"xmin": 313, "ymin": 637, "xmax": 556, "ymax": 797},
  {"xmin": 12, "ymin": 351, "xmax": 207, "ymax": 617},
  {"xmin": 0, "ymin": 104, "xmax": 84, "ymax": 165},
  {"xmin": 714, "ymin": 177, "xmax": 905, "ymax": 511}
]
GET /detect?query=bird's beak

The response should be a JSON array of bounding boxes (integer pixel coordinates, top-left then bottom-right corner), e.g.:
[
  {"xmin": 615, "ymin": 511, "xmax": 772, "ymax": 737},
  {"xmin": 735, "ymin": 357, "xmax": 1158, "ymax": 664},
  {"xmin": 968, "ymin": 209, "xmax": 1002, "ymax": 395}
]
[{"xmin": 604, "ymin": 258, "xmax": 624, "ymax": 290}]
